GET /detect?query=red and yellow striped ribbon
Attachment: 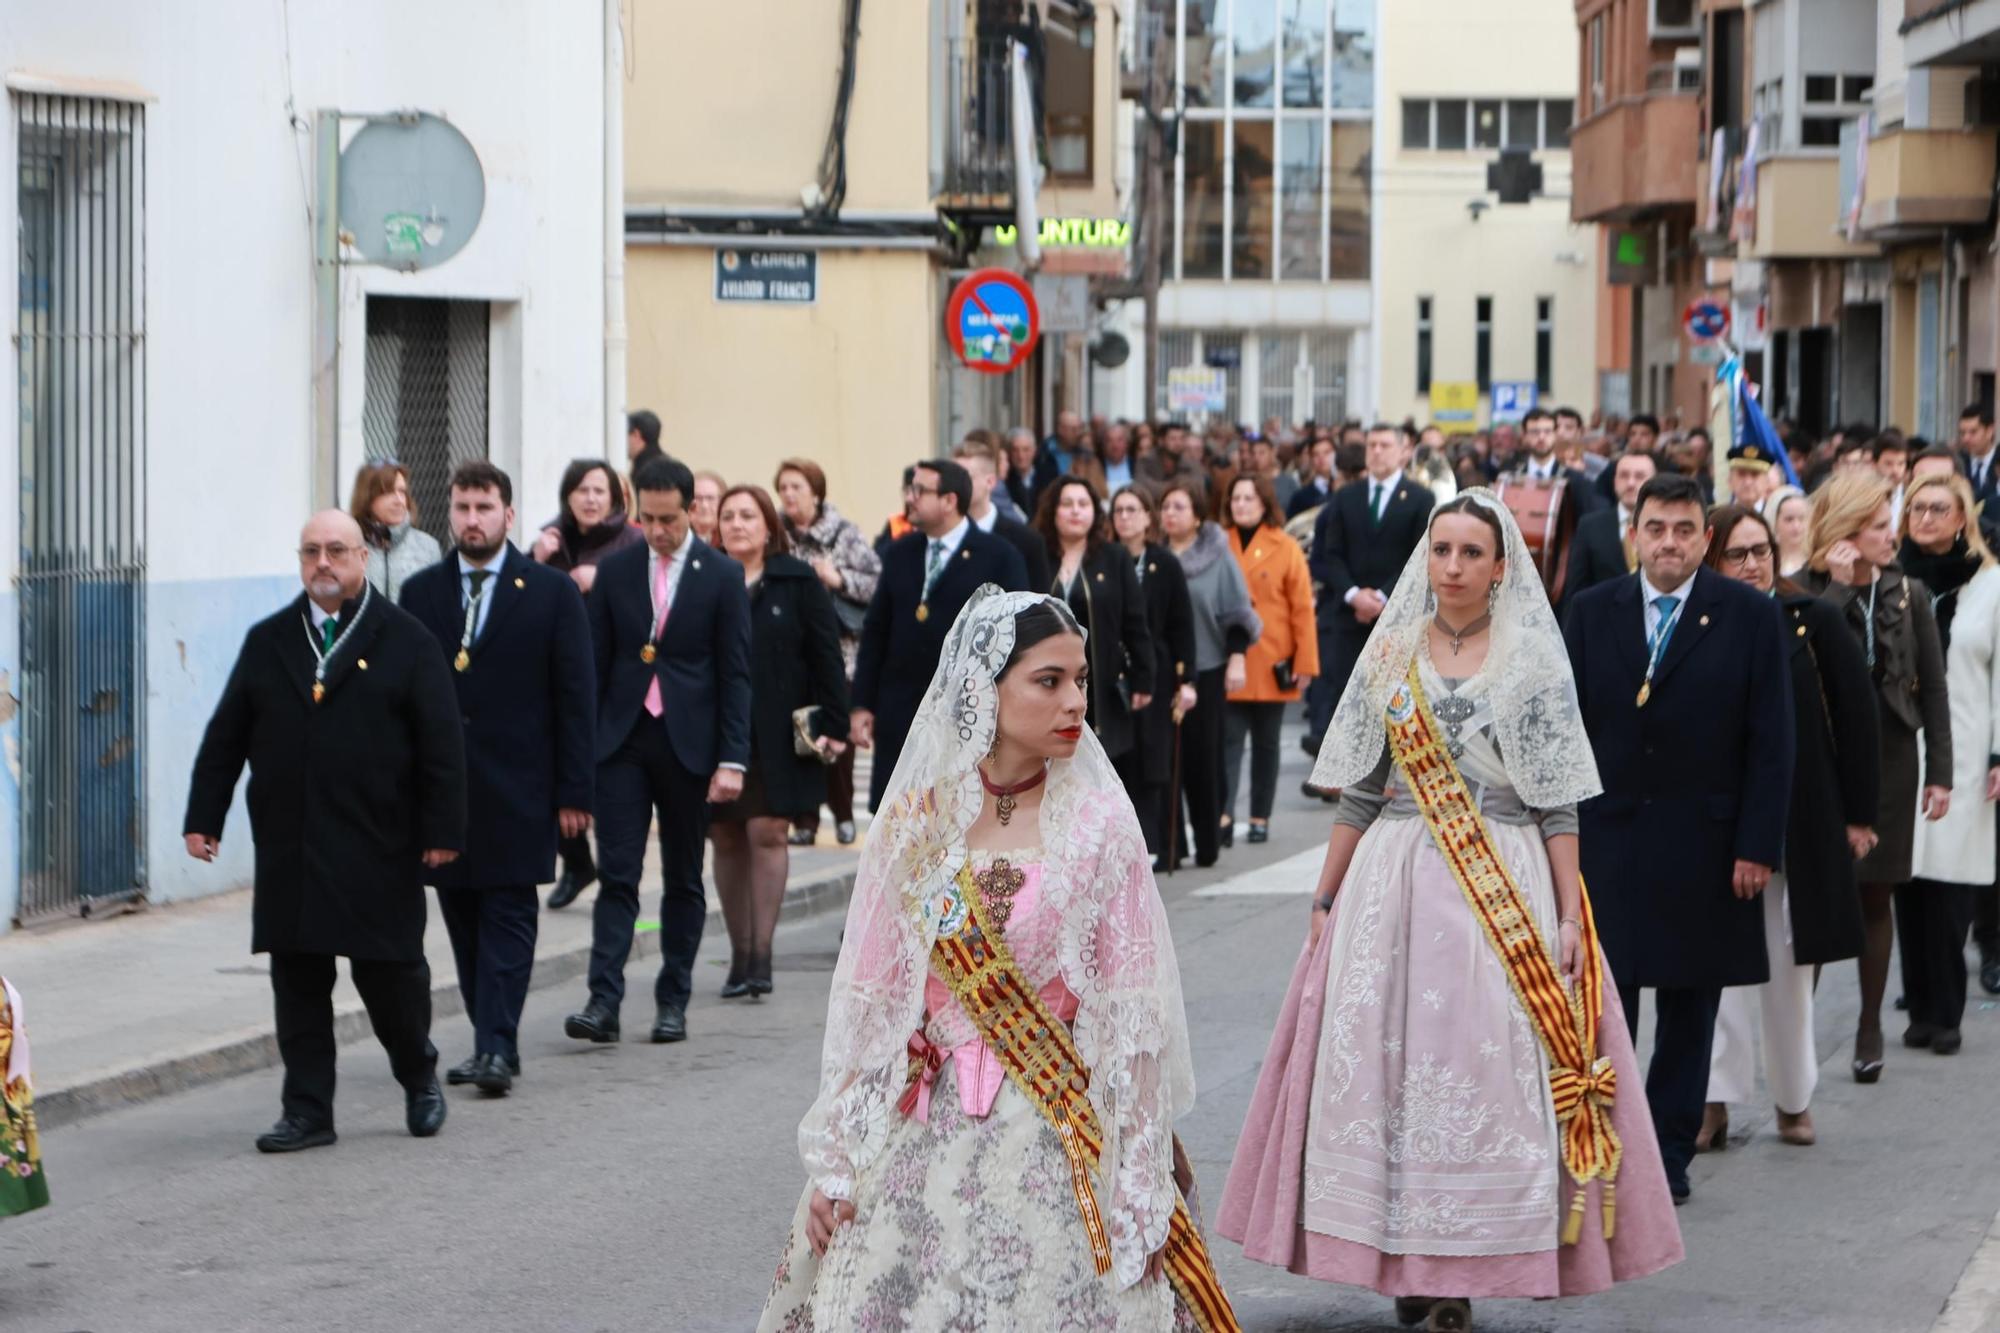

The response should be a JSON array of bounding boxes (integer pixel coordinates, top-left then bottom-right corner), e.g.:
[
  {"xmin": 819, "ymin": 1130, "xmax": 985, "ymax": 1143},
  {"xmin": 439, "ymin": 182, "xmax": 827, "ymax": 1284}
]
[
  {"xmin": 1385, "ymin": 662, "xmax": 1623, "ymax": 1244},
  {"xmin": 923, "ymin": 864, "xmax": 1240, "ymax": 1330}
]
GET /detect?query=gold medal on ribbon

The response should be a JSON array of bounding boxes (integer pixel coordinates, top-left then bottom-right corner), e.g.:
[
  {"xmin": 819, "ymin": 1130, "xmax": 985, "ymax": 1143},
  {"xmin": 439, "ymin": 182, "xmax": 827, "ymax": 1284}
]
[
  {"xmin": 1635, "ymin": 681, "xmax": 1651, "ymax": 708},
  {"xmin": 312, "ymin": 682, "xmax": 325, "ymax": 704},
  {"xmin": 916, "ymin": 603, "xmax": 930, "ymax": 623},
  {"xmin": 640, "ymin": 643, "xmax": 657, "ymax": 664},
  {"xmin": 454, "ymin": 648, "xmax": 470, "ymax": 672}
]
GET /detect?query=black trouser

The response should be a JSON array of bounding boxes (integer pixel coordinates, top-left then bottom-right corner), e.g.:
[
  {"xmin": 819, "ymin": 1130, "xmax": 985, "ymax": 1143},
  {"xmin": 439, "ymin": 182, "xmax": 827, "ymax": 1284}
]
[
  {"xmin": 1617, "ymin": 980, "xmax": 1721, "ymax": 1188},
  {"xmin": 1898, "ymin": 879, "xmax": 1976, "ymax": 1032},
  {"xmin": 557, "ymin": 833, "xmax": 596, "ymax": 886},
  {"xmin": 1304, "ymin": 618, "xmax": 1341, "ymax": 747},
  {"xmin": 269, "ymin": 951, "xmax": 435, "ymax": 1129},
  {"xmin": 436, "ymin": 885, "xmax": 539, "ymax": 1061},
  {"xmin": 590, "ymin": 716, "xmax": 712, "ymax": 1015},
  {"xmin": 1974, "ymin": 807, "xmax": 2000, "ymax": 957},
  {"xmin": 1175, "ymin": 666, "xmax": 1228, "ymax": 864},
  {"xmin": 1222, "ymin": 700, "xmax": 1287, "ymax": 823}
]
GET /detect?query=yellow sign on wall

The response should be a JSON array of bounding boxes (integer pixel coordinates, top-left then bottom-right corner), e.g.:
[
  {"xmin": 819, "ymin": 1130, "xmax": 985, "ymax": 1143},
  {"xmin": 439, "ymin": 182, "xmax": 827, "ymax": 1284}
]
[{"xmin": 1429, "ymin": 381, "xmax": 1479, "ymax": 424}]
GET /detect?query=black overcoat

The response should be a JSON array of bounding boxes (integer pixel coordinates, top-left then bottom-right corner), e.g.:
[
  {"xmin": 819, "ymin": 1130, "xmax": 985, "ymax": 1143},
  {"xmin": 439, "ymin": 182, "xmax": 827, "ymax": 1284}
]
[
  {"xmin": 589, "ymin": 537, "xmax": 753, "ymax": 773},
  {"xmin": 1563, "ymin": 566, "xmax": 1794, "ymax": 989},
  {"xmin": 1051, "ymin": 543, "xmax": 1156, "ymax": 761},
  {"xmin": 1132, "ymin": 544, "xmax": 1197, "ymax": 776},
  {"xmin": 741, "ymin": 555, "xmax": 852, "ymax": 817},
  {"xmin": 399, "ymin": 545, "xmax": 596, "ymax": 889},
  {"xmin": 184, "ymin": 591, "xmax": 466, "ymax": 962},
  {"xmin": 1560, "ymin": 507, "xmax": 1629, "ymax": 616},
  {"xmin": 1778, "ymin": 591, "xmax": 1878, "ymax": 964},
  {"xmin": 852, "ymin": 525, "xmax": 1029, "ymax": 808}
]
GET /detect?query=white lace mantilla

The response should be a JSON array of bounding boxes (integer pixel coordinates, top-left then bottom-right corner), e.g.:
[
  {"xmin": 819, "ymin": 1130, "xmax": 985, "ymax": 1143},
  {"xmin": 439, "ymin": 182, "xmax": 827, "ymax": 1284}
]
[{"xmin": 794, "ymin": 587, "xmax": 1197, "ymax": 1291}]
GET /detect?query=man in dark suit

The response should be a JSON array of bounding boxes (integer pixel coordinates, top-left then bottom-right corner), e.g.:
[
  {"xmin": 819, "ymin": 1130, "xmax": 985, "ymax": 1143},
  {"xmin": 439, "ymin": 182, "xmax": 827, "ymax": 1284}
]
[
  {"xmin": 185, "ymin": 510, "xmax": 465, "ymax": 1152},
  {"xmin": 401, "ymin": 463, "xmax": 596, "ymax": 1096},
  {"xmin": 563, "ymin": 456, "xmax": 752, "ymax": 1047},
  {"xmin": 1285, "ymin": 437, "xmax": 1339, "ymax": 520},
  {"xmin": 1561, "ymin": 448, "xmax": 1657, "ymax": 617},
  {"xmin": 955, "ymin": 435, "xmax": 1051, "ymax": 589},
  {"xmin": 1511, "ymin": 407, "xmax": 1602, "ymax": 513},
  {"xmin": 852, "ymin": 458, "xmax": 1030, "ymax": 809},
  {"xmin": 1304, "ymin": 424, "xmax": 1433, "ymax": 761},
  {"xmin": 1957, "ymin": 404, "xmax": 2000, "ymax": 511},
  {"xmin": 1563, "ymin": 472, "xmax": 1793, "ymax": 1204}
]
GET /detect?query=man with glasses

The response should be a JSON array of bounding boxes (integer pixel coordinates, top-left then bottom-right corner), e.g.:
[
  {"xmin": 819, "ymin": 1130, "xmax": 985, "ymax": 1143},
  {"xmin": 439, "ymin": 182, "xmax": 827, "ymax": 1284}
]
[
  {"xmin": 564, "ymin": 455, "xmax": 752, "ymax": 1048},
  {"xmin": 184, "ymin": 510, "xmax": 466, "ymax": 1153},
  {"xmin": 851, "ymin": 458, "xmax": 1028, "ymax": 810}
]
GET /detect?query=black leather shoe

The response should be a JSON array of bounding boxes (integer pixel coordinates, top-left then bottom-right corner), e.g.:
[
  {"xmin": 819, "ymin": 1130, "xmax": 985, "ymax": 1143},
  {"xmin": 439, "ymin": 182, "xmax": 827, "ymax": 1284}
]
[
  {"xmin": 1933, "ymin": 1027, "xmax": 1963, "ymax": 1055},
  {"xmin": 651, "ymin": 1004, "xmax": 688, "ymax": 1043},
  {"xmin": 1903, "ymin": 1022, "xmax": 1937, "ymax": 1049},
  {"xmin": 1982, "ymin": 953, "xmax": 2000, "ymax": 996},
  {"xmin": 1218, "ymin": 820, "xmax": 1234, "ymax": 849},
  {"xmin": 256, "ymin": 1117, "xmax": 337, "ymax": 1154},
  {"xmin": 445, "ymin": 1055, "xmax": 481, "ymax": 1086},
  {"xmin": 564, "ymin": 1001, "xmax": 620, "ymax": 1044},
  {"xmin": 406, "ymin": 1080, "xmax": 447, "ymax": 1137},
  {"xmin": 546, "ymin": 866, "xmax": 596, "ymax": 910},
  {"xmin": 748, "ymin": 954, "xmax": 774, "ymax": 997},
  {"xmin": 721, "ymin": 958, "xmax": 753, "ymax": 999},
  {"xmin": 1246, "ymin": 823, "xmax": 1270, "ymax": 844},
  {"xmin": 836, "ymin": 821, "xmax": 857, "ymax": 845},
  {"xmin": 471, "ymin": 1052, "xmax": 514, "ymax": 1096},
  {"xmin": 1669, "ymin": 1176, "xmax": 1691, "ymax": 1206}
]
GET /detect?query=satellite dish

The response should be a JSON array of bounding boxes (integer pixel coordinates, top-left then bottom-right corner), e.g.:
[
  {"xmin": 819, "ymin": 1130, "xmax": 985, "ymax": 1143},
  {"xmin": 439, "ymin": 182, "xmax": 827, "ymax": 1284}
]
[
  {"xmin": 338, "ymin": 113, "xmax": 485, "ymax": 270},
  {"xmin": 1090, "ymin": 332, "xmax": 1131, "ymax": 369}
]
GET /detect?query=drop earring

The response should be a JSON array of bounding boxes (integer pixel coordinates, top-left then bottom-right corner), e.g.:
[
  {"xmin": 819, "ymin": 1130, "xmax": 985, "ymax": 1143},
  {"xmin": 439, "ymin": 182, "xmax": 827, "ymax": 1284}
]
[
  {"xmin": 1488, "ymin": 580, "xmax": 1501, "ymax": 610},
  {"xmin": 1424, "ymin": 585, "xmax": 1436, "ymax": 614}
]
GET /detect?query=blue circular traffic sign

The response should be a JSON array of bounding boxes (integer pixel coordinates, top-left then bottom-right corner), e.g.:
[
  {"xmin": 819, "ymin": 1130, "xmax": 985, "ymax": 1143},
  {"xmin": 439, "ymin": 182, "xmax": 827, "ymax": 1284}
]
[
  {"xmin": 946, "ymin": 269, "xmax": 1040, "ymax": 375},
  {"xmin": 1683, "ymin": 299, "xmax": 1730, "ymax": 342}
]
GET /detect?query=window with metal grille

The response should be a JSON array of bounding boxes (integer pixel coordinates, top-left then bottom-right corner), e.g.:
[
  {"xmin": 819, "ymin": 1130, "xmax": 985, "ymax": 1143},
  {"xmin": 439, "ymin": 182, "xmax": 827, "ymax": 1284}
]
[
  {"xmin": 1476, "ymin": 295, "xmax": 1493, "ymax": 392},
  {"xmin": 362, "ymin": 297, "xmax": 490, "ymax": 546},
  {"xmin": 15, "ymin": 92, "xmax": 148, "ymax": 922}
]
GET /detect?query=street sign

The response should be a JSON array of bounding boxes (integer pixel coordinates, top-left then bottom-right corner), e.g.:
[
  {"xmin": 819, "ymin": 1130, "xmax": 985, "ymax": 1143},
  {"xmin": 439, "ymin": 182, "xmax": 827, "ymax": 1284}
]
[
  {"xmin": 946, "ymin": 268, "xmax": 1039, "ymax": 374},
  {"xmin": 1491, "ymin": 381, "xmax": 1538, "ymax": 421},
  {"xmin": 1683, "ymin": 298, "xmax": 1730, "ymax": 342},
  {"xmin": 338, "ymin": 113, "xmax": 485, "ymax": 271},
  {"xmin": 1167, "ymin": 367, "xmax": 1228, "ymax": 413},
  {"xmin": 1429, "ymin": 381, "xmax": 1479, "ymax": 425},
  {"xmin": 1690, "ymin": 341, "xmax": 1726, "ymax": 366},
  {"xmin": 715, "ymin": 249, "xmax": 818, "ymax": 304}
]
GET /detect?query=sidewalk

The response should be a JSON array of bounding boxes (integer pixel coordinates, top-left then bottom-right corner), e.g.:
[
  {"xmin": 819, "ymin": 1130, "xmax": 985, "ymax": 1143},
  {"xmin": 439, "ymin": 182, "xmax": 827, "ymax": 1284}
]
[{"xmin": 5, "ymin": 833, "xmax": 863, "ymax": 1130}]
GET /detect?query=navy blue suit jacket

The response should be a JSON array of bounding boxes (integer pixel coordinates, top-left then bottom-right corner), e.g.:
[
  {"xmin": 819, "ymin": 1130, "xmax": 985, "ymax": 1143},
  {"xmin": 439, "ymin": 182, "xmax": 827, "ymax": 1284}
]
[
  {"xmin": 587, "ymin": 537, "xmax": 752, "ymax": 774},
  {"xmin": 1563, "ymin": 565, "xmax": 1793, "ymax": 989},
  {"xmin": 401, "ymin": 545, "xmax": 596, "ymax": 888},
  {"xmin": 852, "ymin": 524, "xmax": 1028, "ymax": 805}
]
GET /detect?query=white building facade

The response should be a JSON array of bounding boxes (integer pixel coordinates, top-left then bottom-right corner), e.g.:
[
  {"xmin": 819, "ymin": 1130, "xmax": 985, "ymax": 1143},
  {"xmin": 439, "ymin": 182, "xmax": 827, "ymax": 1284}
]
[
  {"xmin": 1373, "ymin": 0, "xmax": 1599, "ymax": 428},
  {"xmin": 1, "ymin": 3, "xmax": 611, "ymax": 930}
]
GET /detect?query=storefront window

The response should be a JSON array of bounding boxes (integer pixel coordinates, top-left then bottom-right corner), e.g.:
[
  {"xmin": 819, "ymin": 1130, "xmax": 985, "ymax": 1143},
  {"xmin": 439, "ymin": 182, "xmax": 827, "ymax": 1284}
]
[
  {"xmin": 1233, "ymin": 120, "xmax": 1276, "ymax": 279},
  {"xmin": 1182, "ymin": 120, "xmax": 1226, "ymax": 279},
  {"xmin": 1279, "ymin": 117, "xmax": 1324, "ymax": 280},
  {"xmin": 1328, "ymin": 121, "xmax": 1370, "ymax": 281}
]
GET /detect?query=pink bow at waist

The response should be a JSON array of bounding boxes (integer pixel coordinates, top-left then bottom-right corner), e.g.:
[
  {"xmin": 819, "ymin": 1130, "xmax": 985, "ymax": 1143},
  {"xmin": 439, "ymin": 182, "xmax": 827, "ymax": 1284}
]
[{"xmin": 904, "ymin": 974, "xmax": 1080, "ymax": 1123}]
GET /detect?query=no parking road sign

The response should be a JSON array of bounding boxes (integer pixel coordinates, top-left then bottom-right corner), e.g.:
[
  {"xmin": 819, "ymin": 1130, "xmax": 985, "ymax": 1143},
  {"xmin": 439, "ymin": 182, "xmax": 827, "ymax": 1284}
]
[
  {"xmin": 946, "ymin": 268, "xmax": 1040, "ymax": 375},
  {"xmin": 1683, "ymin": 299, "xmax": 1730, "ymax": 343}
]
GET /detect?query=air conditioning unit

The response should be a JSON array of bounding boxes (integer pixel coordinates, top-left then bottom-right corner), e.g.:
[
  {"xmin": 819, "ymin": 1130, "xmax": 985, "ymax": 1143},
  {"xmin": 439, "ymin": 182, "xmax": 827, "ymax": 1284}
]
[
  {"xmin": 1651, "ymin": 0, "xmax": 1699, "ymax": 40},
  {"xmin": 1674, "ymin": 47, "xmax": 1702, "ymax": 93}
]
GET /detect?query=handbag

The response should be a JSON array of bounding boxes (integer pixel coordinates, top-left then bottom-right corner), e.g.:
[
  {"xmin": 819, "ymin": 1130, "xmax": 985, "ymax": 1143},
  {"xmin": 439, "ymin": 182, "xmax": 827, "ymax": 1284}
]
[
  {"xmin": 1271, "ymin": 658, "xmax": 1297, "ymax": 692},
  {"xmin": 792, "ymin": 706, "xmax": 838, "ymax": 765},
  {"xmin": 831, "ymin": 593, "xmax": 868, "ymax": 637}
]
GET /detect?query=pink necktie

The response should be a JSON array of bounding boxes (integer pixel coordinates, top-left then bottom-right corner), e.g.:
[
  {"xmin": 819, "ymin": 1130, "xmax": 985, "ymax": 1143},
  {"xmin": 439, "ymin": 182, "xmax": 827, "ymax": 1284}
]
[{"xmin": 644, "ymin": 555, "xmax": 670, "ymax": 717}]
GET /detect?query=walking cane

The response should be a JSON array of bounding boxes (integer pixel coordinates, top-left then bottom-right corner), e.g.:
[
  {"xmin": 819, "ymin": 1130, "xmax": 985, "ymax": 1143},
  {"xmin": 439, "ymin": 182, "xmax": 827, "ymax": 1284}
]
[{"xmin": 1166, "ymin": 702, "xmax": 1186, "ymax": 875}]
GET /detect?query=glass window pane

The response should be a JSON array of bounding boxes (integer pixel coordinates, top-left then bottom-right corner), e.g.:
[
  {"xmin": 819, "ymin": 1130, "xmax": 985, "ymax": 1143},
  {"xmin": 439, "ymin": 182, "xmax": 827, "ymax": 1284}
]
[
  {"xmin": 1804, "ymin": 74, "xmax": 1837, "ymax": 103},
  {"xmin": 1846, "ymin": 75, "xmax": 1874, "ymax": 102},
  {"xmin": 1328, "ymin": 120, "xmax": 1370, "ymax": 280},
  {"xmin": 1544, "ymin": 98, "xmax": 1573, "ymax": 147},
  {"xmin": 1282, "ymin": 0, "xmax": 1328, "ymax": 108},
  {"xmin": 1280, "ymin": 117, "xmax": 1324, "ymax": 280},
  {"xmin": 1185, "ymin": 1, "xmax": 1228, "ymax": 109},
  {"xmin": 1505, "ymin": 99, "xmax": 1539, "ymax": 148},
  {"xmin": 1329, "ymin": 0, "xmax": 1374, "ymax": 110},
  {"xmin": 1436, "ymin": 99, "xmax": 1468, "ymax": 150},
  {"xmin": 1402, "ymin": 98, "xmax": 1431, "ymax": 149},
  {"xmin": 1234, "ymin": 0, "xmax": 1278, "ymax": 109},
  {"xmin": 1473, "ymin": 100, "xmax": 1502, "ymax": 149},
  {"xmin": 1181, "ymin": 120, "xmax": 1226, "ymax": 278},
  {"xmin": 1233, "ymin": 119, "xmax": 1276, "ymax": 279}
]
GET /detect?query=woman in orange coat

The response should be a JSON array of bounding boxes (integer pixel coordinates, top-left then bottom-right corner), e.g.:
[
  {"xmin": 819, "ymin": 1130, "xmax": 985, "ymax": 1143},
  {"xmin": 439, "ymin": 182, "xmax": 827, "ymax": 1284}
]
[{"xmin": 1221, "ymin": 472, "xmax": 1319, "ymax": 845}]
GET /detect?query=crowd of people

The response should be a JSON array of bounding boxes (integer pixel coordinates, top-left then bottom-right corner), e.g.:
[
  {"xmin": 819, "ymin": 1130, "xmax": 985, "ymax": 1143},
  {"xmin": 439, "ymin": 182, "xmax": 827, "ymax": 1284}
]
[{"xmin": 157, "ymin": 386, "xmax": 2000, "ymax": 1329}]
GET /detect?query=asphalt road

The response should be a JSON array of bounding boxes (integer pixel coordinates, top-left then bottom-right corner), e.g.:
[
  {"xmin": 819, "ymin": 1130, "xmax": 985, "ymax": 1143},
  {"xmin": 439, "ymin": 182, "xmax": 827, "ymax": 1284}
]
[{"xmin": 8, "ymin": 739, "xmax": 1998, "ymax": 1332}]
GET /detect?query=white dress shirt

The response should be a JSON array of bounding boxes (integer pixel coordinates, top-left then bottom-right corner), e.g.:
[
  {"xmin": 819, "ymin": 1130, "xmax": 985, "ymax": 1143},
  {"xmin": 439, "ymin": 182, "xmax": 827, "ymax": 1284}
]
[
  {"xmin": 1639, "ymin": 569, "xmax": 1698, "ymax": 645},
  {"xmin": 927, "ymin": 516, "xmax": 972, "ymax": 563}
]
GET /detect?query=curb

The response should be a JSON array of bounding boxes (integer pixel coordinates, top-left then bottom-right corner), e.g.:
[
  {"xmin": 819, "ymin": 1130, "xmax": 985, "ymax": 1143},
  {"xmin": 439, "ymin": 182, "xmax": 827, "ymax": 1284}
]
[{"xmin": 35, "ymin": 866, "xmax": 858, "ymax": 1132}]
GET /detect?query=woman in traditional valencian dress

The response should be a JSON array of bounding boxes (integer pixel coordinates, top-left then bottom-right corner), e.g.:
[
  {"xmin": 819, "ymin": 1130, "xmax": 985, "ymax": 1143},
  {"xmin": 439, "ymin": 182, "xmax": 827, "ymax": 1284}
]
[
  {"xmin": 759, "ymin": 589, "xmax": 1236, "ymax": 1332},
  {"xmin": 1, "ymin": 977, "xmax": 49, "ymax": 1219},
  {"xmin": 1217, "ymin": 493, "xmax": 1682, "ymax": 1332}
]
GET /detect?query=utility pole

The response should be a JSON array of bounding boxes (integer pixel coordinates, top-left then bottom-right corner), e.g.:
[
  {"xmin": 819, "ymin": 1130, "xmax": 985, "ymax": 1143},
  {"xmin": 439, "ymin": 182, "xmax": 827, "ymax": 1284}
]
[{"xmin": 1140, "ymin": 0, "xmax": 1170, "ymax": 423}]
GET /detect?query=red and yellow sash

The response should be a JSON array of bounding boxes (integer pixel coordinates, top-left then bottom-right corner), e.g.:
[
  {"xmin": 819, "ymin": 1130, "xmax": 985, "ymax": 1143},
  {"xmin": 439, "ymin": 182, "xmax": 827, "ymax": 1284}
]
[
  {"xmin": 917, "ymin": 862, "xmax": 1239, "ymax": 1332},
  {"xmin": 1384, "ymin": 662, "xmax": 1622, "ymax": 1244}
]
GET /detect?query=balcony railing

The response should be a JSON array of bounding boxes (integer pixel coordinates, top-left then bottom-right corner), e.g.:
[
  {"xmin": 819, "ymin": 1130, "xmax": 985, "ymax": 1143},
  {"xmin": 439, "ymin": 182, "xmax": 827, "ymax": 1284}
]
[{"xmin": 940, "ymin": 33, "xmax": 1019, "ymax": 204}]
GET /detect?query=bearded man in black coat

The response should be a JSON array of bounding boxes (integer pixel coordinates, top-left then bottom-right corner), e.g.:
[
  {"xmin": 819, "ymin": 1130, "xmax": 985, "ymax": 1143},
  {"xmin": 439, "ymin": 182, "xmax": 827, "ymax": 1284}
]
[{"xmin": 184, "ymin": 510, "xmax": 466, "ymax": 1153}]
